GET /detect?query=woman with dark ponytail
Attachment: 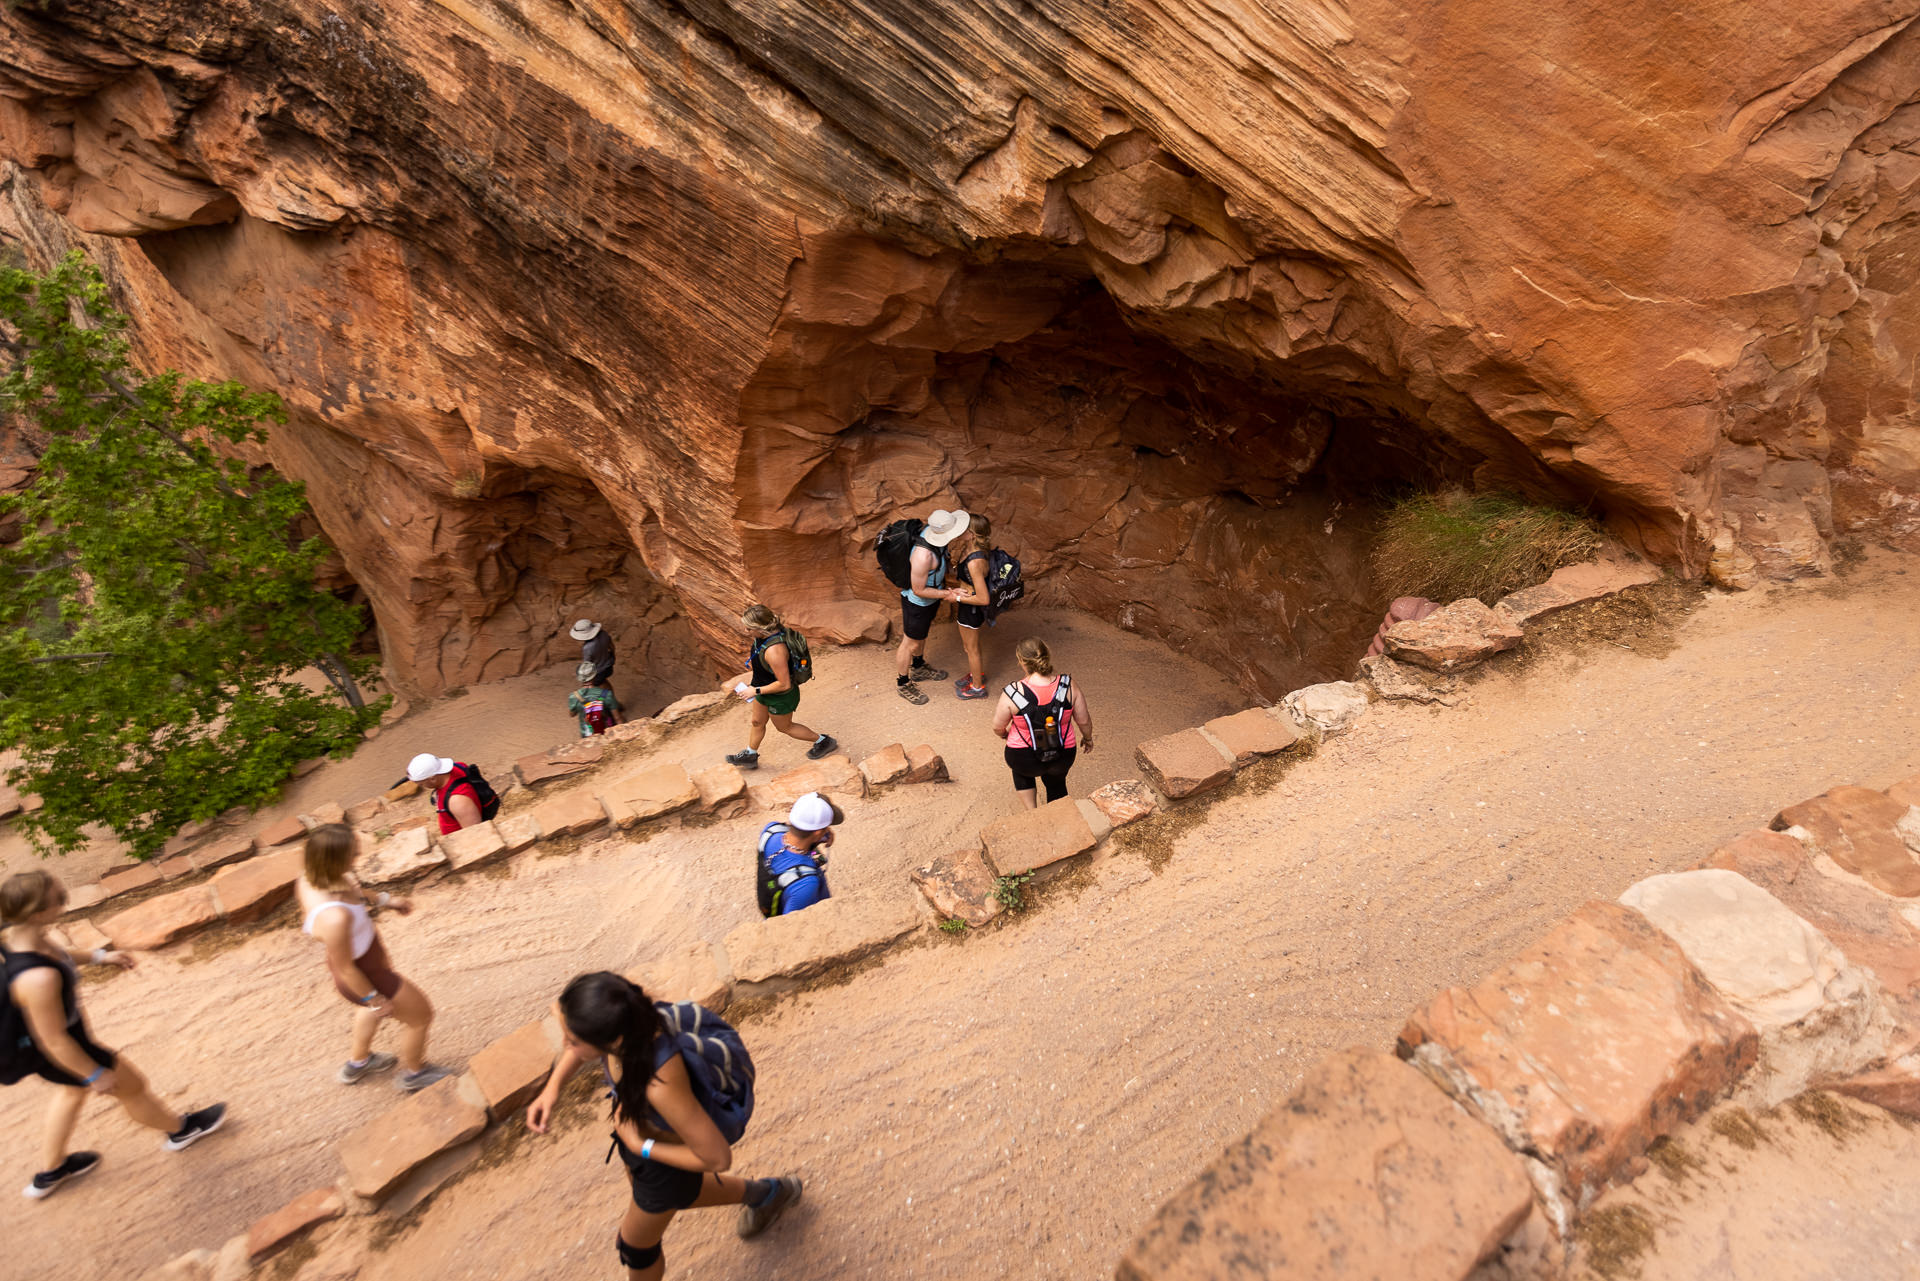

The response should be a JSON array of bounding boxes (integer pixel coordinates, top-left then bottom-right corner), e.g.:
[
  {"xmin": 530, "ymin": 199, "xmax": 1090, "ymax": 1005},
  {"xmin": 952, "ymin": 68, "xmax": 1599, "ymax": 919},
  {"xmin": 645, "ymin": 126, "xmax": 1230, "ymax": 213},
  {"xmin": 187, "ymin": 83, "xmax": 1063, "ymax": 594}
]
[{"xmin": 526, "ymin": 972, "xmax": 802, "ymax": 1278}]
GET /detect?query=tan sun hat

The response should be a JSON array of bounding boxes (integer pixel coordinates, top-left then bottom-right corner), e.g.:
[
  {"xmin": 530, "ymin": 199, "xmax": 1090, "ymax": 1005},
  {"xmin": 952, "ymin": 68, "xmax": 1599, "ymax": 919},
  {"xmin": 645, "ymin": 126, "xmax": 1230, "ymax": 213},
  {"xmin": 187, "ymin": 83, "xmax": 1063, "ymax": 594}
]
[
  {"xmin": 921, "ymin": 509, "xmax": 971, "ymax": 547},
  {"xmin": 569, "ymin": 619, "xmax": 602, "ymax": 641}
]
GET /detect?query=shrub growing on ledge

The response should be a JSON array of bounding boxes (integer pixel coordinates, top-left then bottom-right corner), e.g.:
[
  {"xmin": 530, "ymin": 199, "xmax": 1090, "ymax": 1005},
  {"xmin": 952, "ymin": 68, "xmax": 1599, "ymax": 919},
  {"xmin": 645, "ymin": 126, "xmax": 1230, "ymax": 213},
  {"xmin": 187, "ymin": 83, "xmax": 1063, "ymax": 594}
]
[
  {"xmin": 0, "ymin": 253, "xmax": 383, "ymax": 859},
  {"xmin": 1369, "ymin": 490, "xmax": 1601, "ymax": 606}
]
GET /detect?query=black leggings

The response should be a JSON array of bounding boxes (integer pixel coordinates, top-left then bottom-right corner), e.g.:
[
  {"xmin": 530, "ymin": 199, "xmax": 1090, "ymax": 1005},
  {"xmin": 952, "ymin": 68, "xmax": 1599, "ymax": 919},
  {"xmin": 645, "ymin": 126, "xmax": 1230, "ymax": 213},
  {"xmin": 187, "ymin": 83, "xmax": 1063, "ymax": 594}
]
[{"xmin": 1006, "ymin": 745, "xmax": 1076, "ymax": 802}]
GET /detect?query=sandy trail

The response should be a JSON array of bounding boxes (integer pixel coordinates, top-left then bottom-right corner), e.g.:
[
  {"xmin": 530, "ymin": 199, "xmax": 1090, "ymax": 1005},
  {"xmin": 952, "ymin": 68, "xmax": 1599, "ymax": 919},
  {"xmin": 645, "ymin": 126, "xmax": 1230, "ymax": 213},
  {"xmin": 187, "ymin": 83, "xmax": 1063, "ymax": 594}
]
[{"xmin": 5, "ymin": 569, "xmax": 1918, "ymax": 1279}]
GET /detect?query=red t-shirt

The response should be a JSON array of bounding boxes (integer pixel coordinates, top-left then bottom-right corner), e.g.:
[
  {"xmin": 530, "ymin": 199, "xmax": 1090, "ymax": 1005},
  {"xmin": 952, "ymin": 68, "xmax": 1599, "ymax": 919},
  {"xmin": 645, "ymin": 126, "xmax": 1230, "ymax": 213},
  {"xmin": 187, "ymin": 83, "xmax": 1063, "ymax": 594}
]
[{"xmin": 435, "ymin": 765, "xmax": 481, "ymax": 834}]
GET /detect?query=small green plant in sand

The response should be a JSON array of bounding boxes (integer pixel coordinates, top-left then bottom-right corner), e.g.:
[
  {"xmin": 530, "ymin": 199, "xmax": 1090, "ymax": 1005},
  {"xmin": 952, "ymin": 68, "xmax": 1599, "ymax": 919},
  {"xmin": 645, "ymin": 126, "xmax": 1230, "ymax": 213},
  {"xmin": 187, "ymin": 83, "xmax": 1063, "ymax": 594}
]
[
  {"xmin": 938, "ymin": 916, "xmax": 969, "ymax": 935},
  {"xmin": 992, "ymin": 871, "xmax": 1034, "ymax": 913},
  {"xmin": 1369, "ymin": 489, "xmax": 1602, "ymax": 606}
]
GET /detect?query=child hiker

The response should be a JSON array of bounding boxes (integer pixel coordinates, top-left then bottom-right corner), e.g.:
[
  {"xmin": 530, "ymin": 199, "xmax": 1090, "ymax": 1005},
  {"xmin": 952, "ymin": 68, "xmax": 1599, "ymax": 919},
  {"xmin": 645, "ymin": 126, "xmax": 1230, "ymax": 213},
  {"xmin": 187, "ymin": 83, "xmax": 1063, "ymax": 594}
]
[{"xmin": 569, "ymin": 661, "xmax": 625, "ymax": 737}]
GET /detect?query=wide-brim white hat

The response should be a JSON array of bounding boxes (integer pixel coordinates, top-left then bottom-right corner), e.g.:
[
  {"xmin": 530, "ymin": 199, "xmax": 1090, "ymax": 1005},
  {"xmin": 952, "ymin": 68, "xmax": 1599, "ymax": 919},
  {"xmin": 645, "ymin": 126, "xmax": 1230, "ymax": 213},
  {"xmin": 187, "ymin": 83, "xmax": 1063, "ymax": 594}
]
[
  {"xmin": 921, "ymin": 509, "xmax": 971, "ymax": 547},
  {"xmin": 569, "ymin": 619, "xmax": 602, "ymax": 641},
  {"xmin": 406, "ymin": 753, "xmax": 454, "ymax": 782}
]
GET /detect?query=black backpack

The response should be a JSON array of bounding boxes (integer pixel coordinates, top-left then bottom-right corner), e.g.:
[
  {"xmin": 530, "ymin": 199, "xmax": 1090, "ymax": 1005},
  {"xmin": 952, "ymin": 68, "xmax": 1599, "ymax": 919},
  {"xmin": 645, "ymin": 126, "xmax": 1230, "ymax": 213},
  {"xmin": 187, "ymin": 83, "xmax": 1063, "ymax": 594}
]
[
  {"xmin": 0, "ymin": 947, "xmax": 59, "ymax": 1085},
  {"xmin": 876, "ymin": 519, "xmax": 926, "ymax": 590},
  {"xmin": 754, "ymin": 629, "xmax": 813, "ymax": 686},
  {"xmin": 1006, "ymin": 674, "xmax": 1072, "ymax": 763},
  {"xmin": 435, "ymin": 763, "xmax": 501, "ymax": 823},
  {"xmin": 985, "ymin": 548, "xmax": 1024, "ymax": 613}
]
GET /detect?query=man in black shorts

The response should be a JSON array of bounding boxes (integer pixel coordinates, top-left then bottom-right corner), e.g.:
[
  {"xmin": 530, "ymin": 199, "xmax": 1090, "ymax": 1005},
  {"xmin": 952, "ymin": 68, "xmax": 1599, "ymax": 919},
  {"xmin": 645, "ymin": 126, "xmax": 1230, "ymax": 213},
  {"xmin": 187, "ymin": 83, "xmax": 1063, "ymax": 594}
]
[{"xmin": 894, "ymin": 508, "xmax": 970, "ymax": 705}]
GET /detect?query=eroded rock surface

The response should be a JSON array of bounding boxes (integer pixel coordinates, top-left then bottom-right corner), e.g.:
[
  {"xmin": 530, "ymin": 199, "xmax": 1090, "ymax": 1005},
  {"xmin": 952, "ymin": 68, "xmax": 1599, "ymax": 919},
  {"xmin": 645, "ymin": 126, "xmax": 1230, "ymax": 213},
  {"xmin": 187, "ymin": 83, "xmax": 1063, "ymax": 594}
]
[{"xmin": 0, "ymin": 0, "xmax": 1914, "ymax": 700}]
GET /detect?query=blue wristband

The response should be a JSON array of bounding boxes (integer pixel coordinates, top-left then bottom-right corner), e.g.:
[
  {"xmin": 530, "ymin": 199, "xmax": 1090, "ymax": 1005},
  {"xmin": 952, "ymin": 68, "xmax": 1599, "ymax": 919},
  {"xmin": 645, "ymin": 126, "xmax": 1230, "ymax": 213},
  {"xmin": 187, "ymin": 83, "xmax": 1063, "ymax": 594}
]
[
  {"xmin": 640, "ymin": 1138, "xmax": 654, "ymax": 1161},
  {"xmin": 359, "ymin": 991, "xmax": 379, "ymax": 1006},
  {"xmin": 83, "ymin": 1067, "xmax": 104, "ymax": 1086}
]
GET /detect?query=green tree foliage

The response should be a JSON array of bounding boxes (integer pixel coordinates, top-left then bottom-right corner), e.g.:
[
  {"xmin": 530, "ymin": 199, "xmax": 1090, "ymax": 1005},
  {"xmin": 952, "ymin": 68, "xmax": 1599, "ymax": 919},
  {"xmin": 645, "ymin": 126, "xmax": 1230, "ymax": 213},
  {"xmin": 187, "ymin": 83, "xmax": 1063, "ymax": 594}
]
[{"xmin": 0, "ymin": 253, "xmax": 383, "ymax": 858}]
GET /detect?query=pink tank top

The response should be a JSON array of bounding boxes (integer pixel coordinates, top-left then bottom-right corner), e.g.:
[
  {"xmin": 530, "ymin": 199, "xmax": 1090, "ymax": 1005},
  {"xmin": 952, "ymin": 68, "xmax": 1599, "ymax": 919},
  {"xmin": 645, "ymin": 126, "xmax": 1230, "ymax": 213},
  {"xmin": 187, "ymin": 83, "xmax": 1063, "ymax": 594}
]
[{"xmin": 1006, "ymin": 675, "xmax": 1076, "ymax": 750}]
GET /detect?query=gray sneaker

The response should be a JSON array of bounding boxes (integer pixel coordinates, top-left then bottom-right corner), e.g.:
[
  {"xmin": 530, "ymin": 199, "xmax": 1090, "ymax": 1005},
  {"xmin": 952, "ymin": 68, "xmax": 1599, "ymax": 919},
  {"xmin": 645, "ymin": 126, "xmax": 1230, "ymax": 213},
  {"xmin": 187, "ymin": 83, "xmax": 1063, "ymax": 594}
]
[
  {"xmin": 338, "ymin": 1052, "xmax": 398, "ymax": 1084},
  {"xmin": 396, "ymin": 1064, "xmax": 453, "ymax": 1094},
  {"xmin": 737, "ymin": 1176, "xmax": 803, "ymax": 1239}
]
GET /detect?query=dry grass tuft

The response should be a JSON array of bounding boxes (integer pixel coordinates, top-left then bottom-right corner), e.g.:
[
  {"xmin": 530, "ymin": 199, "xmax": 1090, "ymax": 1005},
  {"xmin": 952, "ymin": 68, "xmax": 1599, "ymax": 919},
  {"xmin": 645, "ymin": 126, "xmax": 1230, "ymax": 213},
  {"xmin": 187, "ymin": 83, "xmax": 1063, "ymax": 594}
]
[{"xmin": 1370, "ymin": 490, "xmax": 1602, "ymax": 605}]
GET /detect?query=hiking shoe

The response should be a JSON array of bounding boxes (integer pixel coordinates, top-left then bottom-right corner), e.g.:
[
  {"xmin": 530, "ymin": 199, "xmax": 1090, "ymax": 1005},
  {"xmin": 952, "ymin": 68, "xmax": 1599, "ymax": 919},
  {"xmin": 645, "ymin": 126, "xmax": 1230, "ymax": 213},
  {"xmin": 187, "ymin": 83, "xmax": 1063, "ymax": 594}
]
[
  {"xmin": 163, "ymin": 1104, "xmax": 227, "ymax": 1152},
  {"xmin": 338, "ymin": 1052, "xmax": 398, "ymax": 1084},
  {"xmin": 805, "ymin": 735, "xmax": 838, "ymax": 760},
  {"xmin": 956, "ymin": 681, "xmax": 990, "ymax": 700},
  {"xmin": 23, "ymin": 1151, "xmax": 99, "ymax": 1200},
  {"xmin": 896, "ymin": 681, "xmax": 928, "ymax": 706},
  {"xmin": 397, "ymin": 1064, "xmax": 453, "ymax": 1094},
  {"xmin": 910, "ymin": 664, "xmax": 948, "ymax": 683},
  {"xmin": 724, "ymin": 748, "xmax": 761, "ymax": 769},
  {"xmin": 737, "ymin": 1176, "xmax": 803, "ymax": 1239}
]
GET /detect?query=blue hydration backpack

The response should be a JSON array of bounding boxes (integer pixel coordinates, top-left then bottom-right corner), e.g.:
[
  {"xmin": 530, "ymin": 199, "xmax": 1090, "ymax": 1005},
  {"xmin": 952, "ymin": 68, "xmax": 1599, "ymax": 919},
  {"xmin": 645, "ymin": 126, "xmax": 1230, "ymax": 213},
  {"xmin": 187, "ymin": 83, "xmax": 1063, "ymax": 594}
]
[{"xmin": 646, "ymin": 1001, "xmax": 756, "ymax": 1143}]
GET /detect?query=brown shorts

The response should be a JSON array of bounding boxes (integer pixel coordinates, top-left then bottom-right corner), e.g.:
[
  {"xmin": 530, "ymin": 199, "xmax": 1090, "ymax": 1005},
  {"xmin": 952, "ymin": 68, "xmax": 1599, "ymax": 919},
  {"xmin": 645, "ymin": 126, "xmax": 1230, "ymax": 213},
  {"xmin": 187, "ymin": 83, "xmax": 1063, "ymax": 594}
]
[{"xmin": 328, "ymin": 932, "xmax": 404, "ymax": 1005}]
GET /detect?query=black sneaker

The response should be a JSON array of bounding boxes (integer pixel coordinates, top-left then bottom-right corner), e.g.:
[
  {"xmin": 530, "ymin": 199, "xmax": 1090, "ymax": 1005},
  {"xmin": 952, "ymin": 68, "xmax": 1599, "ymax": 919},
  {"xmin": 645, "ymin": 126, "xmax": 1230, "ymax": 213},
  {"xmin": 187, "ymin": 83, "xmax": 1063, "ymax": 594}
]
[
  {"xmin": 805, "ymin": 735, "xmax": 838, "ymax": 760},
  {"xmin": 911, "ymin": 664, "xmax": 948, "ymax": 683},
  {"xmin": 23, "ymin": 1151, "xmax": 99, "ymax": 1200},
  {"xmin": 737, "ymin": 1176, "xmax": 803, "ymax": 1238},
  {"xmin": 163, "ymin": 1103, "xmax": 227, "ymax": 1152},
  {"xmin": 724, "ymin": 748, "xmax": 760, "ymax": 769},
  {"xmin": 896, "ymin": 681, "xmax": 928, "ymax": 706}
]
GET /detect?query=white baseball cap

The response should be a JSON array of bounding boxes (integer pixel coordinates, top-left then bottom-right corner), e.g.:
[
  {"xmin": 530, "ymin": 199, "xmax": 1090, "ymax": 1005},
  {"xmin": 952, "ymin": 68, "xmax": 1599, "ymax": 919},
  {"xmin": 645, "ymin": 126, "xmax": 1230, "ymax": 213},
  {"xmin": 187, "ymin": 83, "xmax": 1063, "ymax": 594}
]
[
  {"xmin": 406, "ymin": 753, "xmax": 454, "ymax": 782},
  {"xmin": 787, "ymin": 792, "xmax": 837, "ymax": 832},
  {"xmin": 921, "ymin": 509, "xmax": 970, "ymax": 547},
  {"xmin": 569, "ymin": 619, "xmax": 602, "ymax": 641}
]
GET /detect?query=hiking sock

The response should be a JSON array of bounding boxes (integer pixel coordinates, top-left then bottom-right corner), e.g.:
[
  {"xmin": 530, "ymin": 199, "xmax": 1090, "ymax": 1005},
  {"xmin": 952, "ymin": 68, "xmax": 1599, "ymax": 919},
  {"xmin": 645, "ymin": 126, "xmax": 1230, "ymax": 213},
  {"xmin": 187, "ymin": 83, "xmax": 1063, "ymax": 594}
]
[
  {"xmin": 897, "ymin": 674, "xmax": 911, "ymax": 686},
  {"xmin": 746, "ymin": 1179, "xmax": 779, "ymax": 1207},
  {"xmin": 911, "ymin": 658, "xmax": 932, "ymax": 672}
]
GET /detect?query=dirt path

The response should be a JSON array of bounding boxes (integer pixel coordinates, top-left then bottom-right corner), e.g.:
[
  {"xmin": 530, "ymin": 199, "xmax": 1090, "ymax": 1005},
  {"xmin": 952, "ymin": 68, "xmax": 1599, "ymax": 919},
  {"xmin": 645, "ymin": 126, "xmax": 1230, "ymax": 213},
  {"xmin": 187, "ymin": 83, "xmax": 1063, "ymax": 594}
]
[{"xmin": 7, "ymin": 565, "xmax": 1920, "ymax": 1279}]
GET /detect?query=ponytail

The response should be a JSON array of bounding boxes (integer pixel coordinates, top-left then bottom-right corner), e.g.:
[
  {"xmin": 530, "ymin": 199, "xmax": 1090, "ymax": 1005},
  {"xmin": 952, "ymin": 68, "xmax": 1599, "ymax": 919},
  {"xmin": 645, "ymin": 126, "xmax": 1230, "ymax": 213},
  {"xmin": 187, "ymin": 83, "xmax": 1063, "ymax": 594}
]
[{"xmin": 558, "ymin": 971, "xmax": 664, "ymax": 1125}]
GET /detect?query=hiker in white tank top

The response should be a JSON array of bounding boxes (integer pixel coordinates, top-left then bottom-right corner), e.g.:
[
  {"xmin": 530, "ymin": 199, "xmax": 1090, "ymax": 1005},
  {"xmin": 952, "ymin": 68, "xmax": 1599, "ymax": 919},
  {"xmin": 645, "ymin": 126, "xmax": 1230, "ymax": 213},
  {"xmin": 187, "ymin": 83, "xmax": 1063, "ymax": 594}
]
[{"xmin": 295, "ymin": 824, "xmax": 450, "ymax": 1093}]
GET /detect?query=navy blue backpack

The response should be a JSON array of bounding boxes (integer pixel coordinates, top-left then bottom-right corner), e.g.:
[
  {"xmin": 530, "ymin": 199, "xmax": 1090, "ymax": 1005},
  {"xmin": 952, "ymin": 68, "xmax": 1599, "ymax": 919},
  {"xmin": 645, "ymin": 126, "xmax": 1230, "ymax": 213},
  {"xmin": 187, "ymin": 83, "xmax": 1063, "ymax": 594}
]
[{"xmin": 645, "ymin": 1000, "xmax": 756, "ymax": 1143}]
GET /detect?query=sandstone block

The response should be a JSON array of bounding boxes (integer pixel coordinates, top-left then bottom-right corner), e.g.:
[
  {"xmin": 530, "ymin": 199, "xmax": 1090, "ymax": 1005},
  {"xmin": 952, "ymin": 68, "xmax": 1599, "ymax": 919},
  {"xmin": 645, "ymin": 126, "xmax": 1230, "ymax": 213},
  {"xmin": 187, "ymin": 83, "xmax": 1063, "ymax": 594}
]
[
  {"xmin": 1398, "ymin": 901, "xmax": 1757, "ymax": 1228},
  {"xmin": 904, "ymin": 745, "xmax": 948, "ymax": 783},
  {"xmin": 1118, "ymin": 1049, "xmax": 1534, "ymax": 1281},
  {"xmin": 253, "ymin": 816, "xmax": 307, "ymax": 851},
  {"xmin": 192, "ymin": 832, "xmax": 254, "ymax": 870},
  {"xmin": 161, "ymin": 826, "xmax": 205, "ymax": 860},
  {"xmin": 65, "ymin": 918, "xmax": 112, "ymax": 956},
  {"xmin": 382, "ymin": 780, "xmax": 421, "ymax": 803},
  {"xmin": 356, "ymin": 828, "xmax": 445, "ymax": 885},
  {"xmin": 1830, "ymin": 1056, "xmax": 1920, "ymax": 1118},
  {"xmin": 154, "ymin": 854, "xmax": 198, "ymax": 880},
  {"xmin": 63, "ymin": 883, "xmax": 106, "ymax": 914},
  {"xmin": 344, "ymin": 797, "xmax": 384, "ymax": 825},
  {"xmin": 530, "ymin": 790, "xmax": 608, "ymax": 840},
  {"xmin": 603, "ymin": 763, "xmax": 699, "ymax": 828},
  {"xmin": 632, "ymin": 940, "xmax": 732, "ymax": 1012},
  {"xmin": 1364, "ymin": 595, "xmax": 1440, "ymax": 659},
  {"xmin": 209, "ymin": 849, "xmax": 304, "ymax": 924},
  {"xmin": 691, "ymin": 763, "xmax": 747, "ymax": 812},
  {"xmin": 101, "ymin": 885, "xmax": 222, "ymax": 951},
  {"xmin": 980, "ymin": 797, "xmax": 1101, "ymax": 877},
  {"xmin": 1089, "ymin": 779, "xmax": 1159, "ymax": 828},
  {"xmin": 245, "ymin": 1187, "xmax": 343, "ymax": 1261},
  {"xmin": 603, "ymin": 720, "xmax": 664, "ymax": 746},
  {"xmin": 1706, "ymin": 829, "xmax": 1920, "ymax": 1006},
  {"xmin": 1621, "ymin": 870, "xmax": 1890, "ymax": 1107},
  {"xmin": 1203, "ymin": 707, "xmax": 1301, "ymax": 761},
  {"xmin": 1385, "ymin": 597, "xmax": 1524, "ymax": 670},
  {"xmin": 300, "ymin": 801, "xmax": 346, "ymax": 829},
  {"xmin": 1133, "ymin": 728, "xmax": 1235, "ymax": 800},
  {"xmin": 515, "ymin": 752, "xmax": 591, "ymax": 787},
  {"xmin": 338, "ymin": 1075, "xmax": 487, "ymax": 1200},
  {"xmin": 754, "ymin": 755, "xmax": 866, "ymax": 811},
  {"xmin": 439, "ymin": 821, "xmax": 509, "ymax": 872},
  {"xmin": 911, "ymin": 848, "xmax": 1004, "ymax": 927},
  {"xmin": 550, "ymin": 738, "xmax": 605, "ymax": 765},
  {"xmin": 98, "ymin": 863, "xmax": 163, "ymax": 900},
  {"xmin": 495, "ymin": 812, "xmax": 542, "ymax": 852},
  {"xmin": 1776, "ymin": 785, "xmax": 1920, "ymax": 896},
  {"xmin": 1889, "ymin": 773, "xmax": 1920, "ymax": 809},
  {"xmin": 723, "ymin": 895, "xmax": 920, "ymax": 985},
  {"xmin": 1281, "ymin": 681, "xmax": 1368, "ymax": 734},
  {"xmin": 859, "ymin": 743, "xmax": 911, "ymax": 786},
  {"xmin": 464, "ymin": 1020, "xmax": 558, "ymax": 1119},
  {"xmin": 1492, "ymin": 556, "xmax": 1660, "ymax": 626},
  {"xmin": 657, "ymin": 690, "xmax": 729, "ymax": 724},
  {"xmin": 1359, "ymin": 653, "xmax": 1462, "ymax": 705}
]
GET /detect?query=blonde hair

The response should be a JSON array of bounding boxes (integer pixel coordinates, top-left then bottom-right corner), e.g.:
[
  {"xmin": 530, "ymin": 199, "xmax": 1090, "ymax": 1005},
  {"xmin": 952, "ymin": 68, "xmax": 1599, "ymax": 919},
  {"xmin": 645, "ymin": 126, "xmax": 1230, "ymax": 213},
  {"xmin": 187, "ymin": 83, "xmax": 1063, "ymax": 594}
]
[
  {"xmin": 1015, "ymin": 637, "xmax": 1053, "ymax": 676},
  {"xmin": 0, "ymin": 870, "xmax": 64, "ymax": 925},
  {"xmin": 304, "ymin": 824, "xmax": 358, "ymax": 887},
  {"xmin": 742, "ymin": 604, "xmax": 780, "ymax": 632},
  {"xmin": 968, "ymin": 515, "xmax": 991, "ymax": 544}
]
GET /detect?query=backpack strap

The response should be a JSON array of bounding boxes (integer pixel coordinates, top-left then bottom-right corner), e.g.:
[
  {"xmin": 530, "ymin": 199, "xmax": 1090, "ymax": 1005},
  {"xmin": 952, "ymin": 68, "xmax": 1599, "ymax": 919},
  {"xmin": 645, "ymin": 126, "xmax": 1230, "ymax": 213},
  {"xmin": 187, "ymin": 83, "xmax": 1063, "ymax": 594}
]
[{"xmin": 1004, "ymin": 681, "xmax": 1030, "ymax": 709}]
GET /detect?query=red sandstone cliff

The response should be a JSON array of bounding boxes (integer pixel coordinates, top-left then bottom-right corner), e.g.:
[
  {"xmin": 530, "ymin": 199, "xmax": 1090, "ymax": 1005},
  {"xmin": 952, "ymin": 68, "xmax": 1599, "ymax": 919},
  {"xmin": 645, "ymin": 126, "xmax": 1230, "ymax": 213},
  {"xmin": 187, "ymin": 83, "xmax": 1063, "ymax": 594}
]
[{"xmin": 0, "ymin": 0, "xmax": 1912, "ymax": 698}]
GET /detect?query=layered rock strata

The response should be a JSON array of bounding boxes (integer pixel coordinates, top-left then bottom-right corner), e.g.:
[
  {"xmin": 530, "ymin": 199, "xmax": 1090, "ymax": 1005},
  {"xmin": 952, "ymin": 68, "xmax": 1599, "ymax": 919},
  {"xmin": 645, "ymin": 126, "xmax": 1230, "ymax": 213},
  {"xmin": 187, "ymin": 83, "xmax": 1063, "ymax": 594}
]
[{"xmin": 0, "ymin": 0, "xmax": 1913, "ymax": 696}]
